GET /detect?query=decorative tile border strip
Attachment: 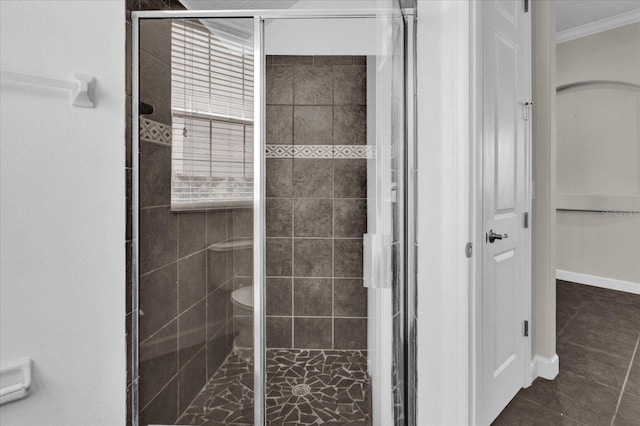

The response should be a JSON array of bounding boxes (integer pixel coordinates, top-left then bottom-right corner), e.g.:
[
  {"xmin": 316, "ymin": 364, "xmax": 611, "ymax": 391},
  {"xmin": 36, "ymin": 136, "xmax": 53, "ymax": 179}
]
[
  {"xmin": 138, "ymin": 121, "xmax": 376, "ymax": 159},
  {"xmin": 139, "ymin": 117, "xmax": 172, "ymax": 145},
  {"xmin": 266, "ymin": 144, "xmax": 375, "ymax": 159}
]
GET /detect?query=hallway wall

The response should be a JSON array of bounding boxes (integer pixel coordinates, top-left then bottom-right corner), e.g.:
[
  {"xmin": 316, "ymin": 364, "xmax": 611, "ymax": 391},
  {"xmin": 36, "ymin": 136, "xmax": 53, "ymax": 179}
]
[{"xmin": 556, "ymin": 23, "xmax": 640, "ymax": 288}]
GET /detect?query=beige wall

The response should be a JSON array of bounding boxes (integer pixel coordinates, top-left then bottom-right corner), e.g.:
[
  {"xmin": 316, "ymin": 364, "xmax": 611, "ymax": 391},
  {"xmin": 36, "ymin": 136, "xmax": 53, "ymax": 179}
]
[
  {"xmin": 532, "ymin": 0, "xmax": 557, "ymax": 361},
  {"xmin": 556, "ymin": 23, "xmax": 640, "ymax": 285}
]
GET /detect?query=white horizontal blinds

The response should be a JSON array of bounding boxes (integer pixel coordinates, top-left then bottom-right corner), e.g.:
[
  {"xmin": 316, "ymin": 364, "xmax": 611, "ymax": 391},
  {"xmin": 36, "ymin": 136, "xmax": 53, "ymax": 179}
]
[{"xmin": 171, "ymin": 20, "xmax": 253, "ymax": 210}]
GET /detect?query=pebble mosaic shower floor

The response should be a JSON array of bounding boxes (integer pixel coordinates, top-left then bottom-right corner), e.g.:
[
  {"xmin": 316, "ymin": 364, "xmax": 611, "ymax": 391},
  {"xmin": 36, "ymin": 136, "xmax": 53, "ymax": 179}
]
[{"xmin": 176, "ymin": 349, "xmax": 372, "ymax": 425}]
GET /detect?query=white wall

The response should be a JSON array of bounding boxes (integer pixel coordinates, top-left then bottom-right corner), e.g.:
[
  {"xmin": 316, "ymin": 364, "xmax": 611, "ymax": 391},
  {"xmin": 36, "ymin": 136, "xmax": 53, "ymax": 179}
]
[
  {"xmin": 556, "ymin": 23, "xmax": 640, "ymax": 287},
  {"xmin": 265, "ymin": 18, "xmax": 379, "ymax": 55},
  {"xmin": 0, "ymin": 1, "xmax": 126, "ymax": 425},
  {"xmin": 415, "ymin": 1, "xmax": 471, "ymax": 424},
  {"xmin": 531, "ymin": 0, "xmax": 558, "ymax": 364}
]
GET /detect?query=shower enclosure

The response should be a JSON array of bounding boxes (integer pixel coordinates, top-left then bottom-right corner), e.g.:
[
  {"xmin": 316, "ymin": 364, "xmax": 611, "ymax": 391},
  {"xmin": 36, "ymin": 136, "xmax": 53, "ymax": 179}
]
[{"xmin": 132, "ymin": 7, "xmax": 416, "ymax": 426}]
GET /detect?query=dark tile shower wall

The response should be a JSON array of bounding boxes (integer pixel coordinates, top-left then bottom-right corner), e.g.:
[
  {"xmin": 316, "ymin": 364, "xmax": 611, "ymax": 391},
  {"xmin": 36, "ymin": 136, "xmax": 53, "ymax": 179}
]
[
  {"xmin": 126, "ymin": 5, "xmax": 184, "ymax": 426},
  {"xmin": 127, "ymin": 11, "xmax": 243, "ymax": 426},
  {"xmin": 265, "ymin": 55, "xmax": 369, "ymax": 350}
]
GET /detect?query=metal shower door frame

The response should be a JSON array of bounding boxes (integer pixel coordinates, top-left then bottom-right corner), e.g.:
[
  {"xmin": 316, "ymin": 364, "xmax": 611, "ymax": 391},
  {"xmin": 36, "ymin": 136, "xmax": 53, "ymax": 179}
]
[{"xmin": 132, "ymin": 8, "xmax": 416, "ymax": 426}]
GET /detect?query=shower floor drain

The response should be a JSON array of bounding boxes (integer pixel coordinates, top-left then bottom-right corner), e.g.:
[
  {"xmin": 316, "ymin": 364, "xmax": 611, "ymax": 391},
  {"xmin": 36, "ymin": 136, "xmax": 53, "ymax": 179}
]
[{"xmin": 291, "ymin": 384, "xmax": 311, "ymax": 396}]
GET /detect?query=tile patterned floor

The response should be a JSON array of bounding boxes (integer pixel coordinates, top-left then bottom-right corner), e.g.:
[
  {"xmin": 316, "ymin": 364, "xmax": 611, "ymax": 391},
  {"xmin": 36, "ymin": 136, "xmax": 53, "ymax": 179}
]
[
  {"xmin": 493, "ymin": 280, "xmax": 640, "ymax": 426},
  {"xmin": 176, "ymin": 349, "xmax": 371, "ymax": 425}
]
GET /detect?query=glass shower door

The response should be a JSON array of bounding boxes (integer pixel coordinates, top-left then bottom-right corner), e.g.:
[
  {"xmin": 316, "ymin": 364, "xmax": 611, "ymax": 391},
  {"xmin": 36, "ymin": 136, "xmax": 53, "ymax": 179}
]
[
  {"xmin": 260, "ymin": 12, "xmax": 407, "ymax": 426},
  {"xmin": 134, "ymin": 16, "xmax": 259, "ymax": 426},
  {"xmin": 134, "ymin": 10, "xmax": 414, "ymax": 426}
]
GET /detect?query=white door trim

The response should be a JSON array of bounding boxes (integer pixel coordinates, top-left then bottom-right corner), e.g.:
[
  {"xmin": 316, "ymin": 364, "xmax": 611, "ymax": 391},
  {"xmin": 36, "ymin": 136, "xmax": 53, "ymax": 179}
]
[{"xmin": 415, "ymin": 1, "xmax": 473, "ymax": 425}]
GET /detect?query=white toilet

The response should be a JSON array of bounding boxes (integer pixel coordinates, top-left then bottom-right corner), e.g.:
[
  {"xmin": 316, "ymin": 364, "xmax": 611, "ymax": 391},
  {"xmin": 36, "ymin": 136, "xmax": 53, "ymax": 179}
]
[{"xmin": 230, "ymin": 285, "xmax": 253, "ymax": 356}]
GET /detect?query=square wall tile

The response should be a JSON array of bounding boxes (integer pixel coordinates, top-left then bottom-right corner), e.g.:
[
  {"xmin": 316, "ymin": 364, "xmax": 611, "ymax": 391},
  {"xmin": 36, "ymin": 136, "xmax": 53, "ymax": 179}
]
[
  {"xmin": 140, "ymin": 376, "xmax": 178, "ymax": 426},
  {"xmin": 207, "ymin": 251, "xmax": 231, "ymax": 292},
  {"xmin": 267, "ymin": 278, "xmax": 292, "ymax": 316},
  {"xmin": 334, "ymin": 239, "xmax": 364, "ymax": 278},
  {"xmin": 293, "ymin": 159, "xmax": 333, "ymax": 198},
  {"xmin": 334, "ymin": 318, "xmax": 367, "ymax": 349},
  {"xmin": 139, "ymin": 206, "xmax": 177, "ymax": 274},
  {"xmin": 207, "ymin": 326, "xmax": 232, "ymax": 379},
  {"xmin": 267, "ymin": 159, "xmax": 293, "ymax": 198},
  {"xmin": 233, "ymin": 208, "xmax": 253, "ymax": 238},
  {"xmin": 139, "ymin": 18, "xmax": 172, "ymax": 67},
  {"xmin": 294, "ymin": 318, "xmax": 332, "ymax": 349},
  {"xmin": 178, "ymin": 212, "xmax": 206, "ymax": 257},
  {"xmin": 266, "ymin": 238, "xmax": 292, "ymax": 277},
  {"xmin": 178, "ymin": 300, "xmax": 206, "ymax": 368},
  {"xmin": 334, "ymin": 199, "xmax": 367, "ymax": 238},
  {"xmin": 266, "ymin": 66, "xmax": 294, "ymax": 105},
  {"xmin": 140, "ymin": 141, "xmax": 171, "ymax": 208},
  {"xmin": 139, "ymin": 320, "xmax": 178, "ymax": 409},
  {"xmin": 334, "ymin": 159, "xmax": 367, "ymax": 199},
  {"xmin": 334, "ymin": 279, "xmax": 367, "ymax": 317},
  {"xmin": 333, "ymin": 65, "xmax": 366, "ymax": 105},
  {"xmin": 293, "ymin": 105, "xmax": 333, "ymax": 145},
  {"xmin": 294, "ymin": 66, "xmax": 333, "ymax": 105},
  {"xmin": 206, "ymin": 210, "xmax": 228, "ymax": 246},
  {"xmin": 206, "ymin": 288, "xmax": 229, "ymax": 340},
  {"xmin": 267, "ymin": 317, "xmax": 293, "ymax": 348},
  {"xmin": 140, "ymin": 263, "xmax": 177, "ymax": 342},
  {"xmin": 294, "ymin": 278, "xmax": 332, "ymax": 316},
  {"xmin": 140, "ymin": 51, "xmax": 171, "ymax": 125},
  {"xmin": 294, "ymin": 239, "xmax": 332, "ymax": 277},
  {"xmin": 233, "ymin": 315, "xmax": 253, "ymax": 348},
  {"xmin": 267, "ymin": 198, "xmax": 293, "ymax": 237},
  {"xmin": 233, "ymin": 247, "xmax": 253, "ymax": 277},
  {"xmin": 178, "ymin": 251, "xmax": 206, "ymax": 313},
  {"xmin": 294, "ymin": 199, "xmax": 333, "ymax": 237},
  {"xmin": 178, "ymin": 348, "xmax": 206, "ymax": 413},
  {"xmin": 267, "ymin": 105, "xmax": 293, "ymax": 145},
  {"xmin": 333, "ymin": 105, "xmax": 366, "ymax": 145}
]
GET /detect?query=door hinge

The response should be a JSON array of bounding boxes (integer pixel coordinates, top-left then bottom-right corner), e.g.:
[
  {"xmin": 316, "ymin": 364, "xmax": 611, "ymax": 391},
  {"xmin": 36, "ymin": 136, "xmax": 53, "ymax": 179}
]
[
  {"xmin": 524, "ymin": 0, "xmax": 529, "ymax": 13},
  {"xmin": 521, "ymin": 101, "xmax": 533, "ymax": 121},
  {"xmin": 524, "ymin": 320, "xmax": 529, "ymax": 337},
  {"xmin": 465, "ymin": 242, "xmax": 473, "ymax": 259},
  {"xmin": 524, "ymin": 212, "xmax": 529, "ymax": 229}
]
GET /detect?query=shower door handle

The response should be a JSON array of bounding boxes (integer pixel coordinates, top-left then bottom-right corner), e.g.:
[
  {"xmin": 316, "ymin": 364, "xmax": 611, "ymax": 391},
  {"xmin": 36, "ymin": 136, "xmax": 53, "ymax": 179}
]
[{"xmin": 363, "ymin": 233, "xmax": 392, "ymax": 289}]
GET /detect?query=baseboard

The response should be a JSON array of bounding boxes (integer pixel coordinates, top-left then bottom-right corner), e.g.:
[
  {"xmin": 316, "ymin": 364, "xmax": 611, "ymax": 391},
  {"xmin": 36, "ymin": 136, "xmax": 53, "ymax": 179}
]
[
  {"xmin": 556, "ymin": 269, "xmax": 640, "ymax": 295},
  {"xmin": 529, "ymin": 354, "xmax": 559, "ymax": 384}
]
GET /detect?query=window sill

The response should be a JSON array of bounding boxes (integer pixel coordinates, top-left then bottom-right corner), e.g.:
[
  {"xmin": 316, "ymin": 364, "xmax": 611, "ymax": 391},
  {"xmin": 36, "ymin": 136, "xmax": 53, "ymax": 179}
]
[{"xmin": 171, "ymin": 199, "xmax": 252, "ymax": 212}]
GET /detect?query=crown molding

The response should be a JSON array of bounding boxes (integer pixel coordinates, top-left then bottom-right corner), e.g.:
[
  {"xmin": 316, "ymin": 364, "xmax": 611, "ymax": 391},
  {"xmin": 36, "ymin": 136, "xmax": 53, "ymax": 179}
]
[{"xmin": 556, "ymin": 8, "xmax": 640, "ymax": 44}]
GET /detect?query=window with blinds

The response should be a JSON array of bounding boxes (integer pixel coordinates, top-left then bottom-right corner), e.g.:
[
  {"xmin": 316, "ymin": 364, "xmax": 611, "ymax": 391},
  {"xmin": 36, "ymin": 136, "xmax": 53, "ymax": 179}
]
[{"xmin": 171, "ymin": 20, "xmax": 254, "ymax": 210}]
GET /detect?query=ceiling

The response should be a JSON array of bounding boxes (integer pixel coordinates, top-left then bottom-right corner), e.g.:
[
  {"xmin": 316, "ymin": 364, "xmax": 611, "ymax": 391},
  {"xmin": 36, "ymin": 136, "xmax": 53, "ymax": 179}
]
[
  {"xmin": 178, "ymin": 1, "xmax": 639, "ymax": 33},
  {"xmin": 179, "ymin": 0, "xmax": 394, "ymax": 11},
  {"xmin": 556, "ymin": 0, "xmax": 640, "ymax": 32}
]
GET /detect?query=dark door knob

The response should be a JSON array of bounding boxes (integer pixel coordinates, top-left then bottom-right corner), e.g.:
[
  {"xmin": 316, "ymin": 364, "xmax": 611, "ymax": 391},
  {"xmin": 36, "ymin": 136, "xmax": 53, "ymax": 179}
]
[{"xmin": 487, "ymin": 229, "xmax": 508, "ymax": 243}]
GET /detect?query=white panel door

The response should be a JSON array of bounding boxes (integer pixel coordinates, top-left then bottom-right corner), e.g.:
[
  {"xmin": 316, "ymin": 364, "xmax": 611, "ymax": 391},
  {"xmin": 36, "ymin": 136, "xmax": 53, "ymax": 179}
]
[{"xmin": 481, "ymin": 0, "xmax": 531, "ymax": 424}]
